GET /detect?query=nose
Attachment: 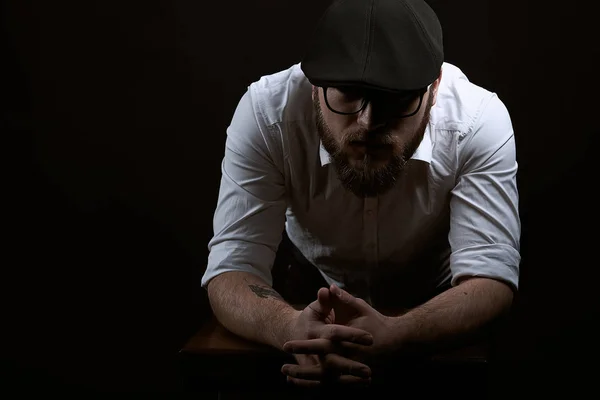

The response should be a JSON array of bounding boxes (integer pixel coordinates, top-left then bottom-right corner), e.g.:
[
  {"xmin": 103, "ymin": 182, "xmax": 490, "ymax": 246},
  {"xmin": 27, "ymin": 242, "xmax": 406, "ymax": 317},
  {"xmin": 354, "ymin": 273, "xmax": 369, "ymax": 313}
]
[{"xmin": 356, "ymin": 101, "xmax": 386, "ymax": 131}]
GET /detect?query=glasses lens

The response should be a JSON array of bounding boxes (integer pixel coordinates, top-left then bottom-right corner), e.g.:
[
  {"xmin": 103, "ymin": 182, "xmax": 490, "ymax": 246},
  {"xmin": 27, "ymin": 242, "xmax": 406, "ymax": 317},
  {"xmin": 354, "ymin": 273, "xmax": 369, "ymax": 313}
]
[
  {"xmin": 378, "ymin": 92, "xmax": 421, "ymax": 117},
  {"xmin": 325, "ymin": 87, "xmax": 365, "ymax": 114},
  {"xmin": 325, "ymin": 87, "xmax": 422, "ymax": 117}
]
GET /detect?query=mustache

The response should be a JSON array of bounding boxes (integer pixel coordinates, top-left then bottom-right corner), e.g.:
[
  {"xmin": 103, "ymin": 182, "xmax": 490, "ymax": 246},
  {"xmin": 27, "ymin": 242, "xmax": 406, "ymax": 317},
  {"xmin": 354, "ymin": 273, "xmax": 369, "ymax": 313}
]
[{"xmin": 343, "ymin": 128, "xmax": 395, "ymax": 144}]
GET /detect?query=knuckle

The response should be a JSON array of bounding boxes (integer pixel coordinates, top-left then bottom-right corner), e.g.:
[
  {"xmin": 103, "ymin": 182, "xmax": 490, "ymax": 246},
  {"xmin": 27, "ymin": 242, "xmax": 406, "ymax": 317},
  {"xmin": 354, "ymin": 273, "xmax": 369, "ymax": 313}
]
[
  {"xmin": 356, "ymin": 333, "xmax": 371, "ymax": 344},
  {"xmin": 322, "ymin": 353, "xmax": 338, "ymax": 369},
  {"xmin": 325, "ymin": 325, "xmax": 337, "ymax": 339},
  {"xmin": 306, "ymin": 324, "xmax": 319, "ymax": 339}
]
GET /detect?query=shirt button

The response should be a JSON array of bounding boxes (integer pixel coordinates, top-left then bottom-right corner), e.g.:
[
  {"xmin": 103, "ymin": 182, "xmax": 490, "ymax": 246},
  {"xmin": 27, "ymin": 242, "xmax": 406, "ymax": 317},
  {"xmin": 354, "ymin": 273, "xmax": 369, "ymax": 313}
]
[{"xmin": 366, "ymin": 210, "xmax": 373, "ymax": 216}]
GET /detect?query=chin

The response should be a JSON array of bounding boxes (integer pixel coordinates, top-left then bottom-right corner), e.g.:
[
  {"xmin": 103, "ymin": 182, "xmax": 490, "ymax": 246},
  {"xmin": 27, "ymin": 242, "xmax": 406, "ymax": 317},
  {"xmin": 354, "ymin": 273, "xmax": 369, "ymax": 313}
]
[
  {"xmin": 348, "ymin": 155, "xmax": 392, "ymax": 170},
  {"xmin": 369, "ymin": 157, "xmax": 391, "ymax": 168}
]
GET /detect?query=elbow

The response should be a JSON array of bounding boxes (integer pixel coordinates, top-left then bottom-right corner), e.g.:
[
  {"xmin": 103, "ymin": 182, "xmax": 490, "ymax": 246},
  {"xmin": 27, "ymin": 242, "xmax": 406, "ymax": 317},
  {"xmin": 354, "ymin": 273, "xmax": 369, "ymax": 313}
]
[
  {"xmin": 206, "ymin": 273, "xmax": 230, "ymax": 313},
  {"xmin": 492, "ymin": 279, "xmax": 515, "ymax": 311}
]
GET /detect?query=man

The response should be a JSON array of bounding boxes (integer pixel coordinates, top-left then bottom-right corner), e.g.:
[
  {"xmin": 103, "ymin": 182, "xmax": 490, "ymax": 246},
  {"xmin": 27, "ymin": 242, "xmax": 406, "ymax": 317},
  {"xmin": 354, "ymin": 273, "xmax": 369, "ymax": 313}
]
[{"xmin": 201, "ymin": 0, "xmax": 520, "ymax": 389}]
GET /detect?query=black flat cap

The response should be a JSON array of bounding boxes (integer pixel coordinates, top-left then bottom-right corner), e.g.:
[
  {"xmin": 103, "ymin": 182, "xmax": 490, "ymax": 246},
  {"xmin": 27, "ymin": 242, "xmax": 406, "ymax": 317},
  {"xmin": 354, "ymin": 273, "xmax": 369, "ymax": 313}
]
[{"xmin": 301, "ymin": 0, "xmax": 444, "ymax": 92}]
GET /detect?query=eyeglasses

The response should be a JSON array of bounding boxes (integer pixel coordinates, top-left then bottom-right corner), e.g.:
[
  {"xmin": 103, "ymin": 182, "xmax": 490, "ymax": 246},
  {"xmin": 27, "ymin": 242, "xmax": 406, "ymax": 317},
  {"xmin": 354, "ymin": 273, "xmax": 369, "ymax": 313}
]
[{"xmin": 322, "ymin": 85, "xmax": 430, "ymax": 118}]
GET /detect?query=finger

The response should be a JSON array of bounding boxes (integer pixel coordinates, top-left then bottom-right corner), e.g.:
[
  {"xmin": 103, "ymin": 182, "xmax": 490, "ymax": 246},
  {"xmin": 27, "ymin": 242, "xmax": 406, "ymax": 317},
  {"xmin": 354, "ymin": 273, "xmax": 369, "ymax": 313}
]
[
  {"xmin": 283, "ymin": 338, "xmax": 333, "ymax": 354},
  {"xmin": 282, "ymin": 356, "xmax": 371, "ymax": 380},
  {"xmin": 284, "ymin": 338, "xmax": 368, "ymax": 357},
  {"xmin": 327, "ymin": 308, "xmax": 336, "ymax": 324},
  {"xmin": 330, "ymin": 284, "xmax": 368, "ymax": 312},
  {"xmin": 319, "ymin": 324, "xmax": 373, "ymax": 345},
  {"xmin": 331, "ymin": 374, "xmax": 372, "ymax": 387},
  {"xmin": 306, "ymin": 287, "xmax": 334, "ymax": 319},
  {"xmin": 321, "ymin": 353, "xmax": 372, "ymax": 378},
  {"xmin": 332, "ymin": 340, "xmax": 366, "ymax": 359},
  {"xmin": 281, "ymin": 363, "xmax": 323, "ymax": 381},
  {"xmin": 285, "ymin": 375, "xmax": 321, "ymax": 388},
  {"xmin": 286, "ymin": 375, "xmax": 371, "ymax": 388},
  {"xmin": 317, "ymin": 288, "xmax": 336, "ymax": 324},
  {"xmin": 317, "ymin": 287, "xmax": 331, "ymax": 308},
  {"xmin": 328, "ymin": 285, "xmax": 368, "ymax": 324}
]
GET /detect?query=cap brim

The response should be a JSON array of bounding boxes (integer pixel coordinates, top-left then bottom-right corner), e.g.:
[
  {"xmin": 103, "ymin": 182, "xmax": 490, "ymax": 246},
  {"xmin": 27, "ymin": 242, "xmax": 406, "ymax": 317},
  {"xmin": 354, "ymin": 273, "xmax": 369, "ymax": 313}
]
[{"xmin": 306, "ymin": 77, "xmax": 428, "ymax": 93}]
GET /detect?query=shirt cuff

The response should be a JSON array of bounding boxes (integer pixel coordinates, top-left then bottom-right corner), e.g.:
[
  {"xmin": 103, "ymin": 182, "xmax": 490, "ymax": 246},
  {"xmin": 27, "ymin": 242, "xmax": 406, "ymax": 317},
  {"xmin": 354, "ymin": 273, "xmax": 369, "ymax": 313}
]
[
  {"xmin": 450, "ymin": 244, "xmax": 520, "ymax": 291},
  {"xmin": 201, "ymin": 242, "xmax": 275, "ymax": 289}
]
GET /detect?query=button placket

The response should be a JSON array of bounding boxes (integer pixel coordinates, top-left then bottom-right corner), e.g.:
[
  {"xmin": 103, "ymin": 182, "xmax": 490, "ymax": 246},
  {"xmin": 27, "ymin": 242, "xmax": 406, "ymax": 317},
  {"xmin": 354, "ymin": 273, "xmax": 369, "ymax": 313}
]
[
  {"xmin": 362, "ymin": 197, "xmax": 379, "ymax": 266},
  {"xmin": 362, "ymin": 197, "xmax": 379, "ymax": 305}
]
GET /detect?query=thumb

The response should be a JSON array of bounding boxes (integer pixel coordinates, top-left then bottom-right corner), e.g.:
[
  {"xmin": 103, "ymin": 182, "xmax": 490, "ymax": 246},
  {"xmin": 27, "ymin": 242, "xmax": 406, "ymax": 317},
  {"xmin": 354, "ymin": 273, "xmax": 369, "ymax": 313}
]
[
  {"xmin": 330, "ymin": 284, "xmax": 369, "ymax": 314},
  {"xmin": 306, "ymin": 287, "xmax": 334, "ymax": 320},
  {"xmin": 317, "ymin": 287, "xmax": 332, "ymax": 309}
]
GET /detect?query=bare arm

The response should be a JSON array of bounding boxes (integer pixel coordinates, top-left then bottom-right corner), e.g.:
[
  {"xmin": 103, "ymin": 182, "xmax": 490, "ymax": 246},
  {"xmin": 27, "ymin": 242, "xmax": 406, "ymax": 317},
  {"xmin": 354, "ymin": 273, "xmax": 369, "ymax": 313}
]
[
  {"xmin": 206, "ymin": 271, "xmax": 301, "ymax": 351},
  {"xmin": 390, "ymin": 277, "xmax": 514, "ymax": 355}
]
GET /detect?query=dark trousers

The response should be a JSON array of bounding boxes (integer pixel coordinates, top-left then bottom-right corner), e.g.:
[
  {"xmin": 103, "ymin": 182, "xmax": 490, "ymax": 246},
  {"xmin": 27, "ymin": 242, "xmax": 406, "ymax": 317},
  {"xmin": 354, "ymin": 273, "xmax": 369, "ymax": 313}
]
[{"xmin": 271, "ymin": 231, "xmax": 329, "ymax": 306}]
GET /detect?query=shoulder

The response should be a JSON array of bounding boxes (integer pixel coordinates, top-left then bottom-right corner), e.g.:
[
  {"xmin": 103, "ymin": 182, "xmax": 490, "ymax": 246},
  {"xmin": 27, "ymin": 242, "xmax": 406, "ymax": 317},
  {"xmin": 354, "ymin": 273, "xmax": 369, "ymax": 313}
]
[
  {"xmin": 429, "ymin": 63, "xmax": 515, "ymax": 175},
  {"xmin": 432, "ymin": 62, "xmax": 514, "ymax": 149},
  {"xmin": 249, "ymin": 63, "xmax": 313, "ymax": 127},
  {"xmin": 431, "ymin": 62, "xmax": 503, "ymax": 134}
]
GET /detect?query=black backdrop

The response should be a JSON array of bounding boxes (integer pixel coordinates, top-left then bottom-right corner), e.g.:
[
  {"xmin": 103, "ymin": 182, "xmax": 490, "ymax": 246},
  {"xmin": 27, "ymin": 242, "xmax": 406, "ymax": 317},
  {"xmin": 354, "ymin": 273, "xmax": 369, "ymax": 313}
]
[{"xmin": 2, "ymin": 0, "xmax": 598, "ymax": 395}]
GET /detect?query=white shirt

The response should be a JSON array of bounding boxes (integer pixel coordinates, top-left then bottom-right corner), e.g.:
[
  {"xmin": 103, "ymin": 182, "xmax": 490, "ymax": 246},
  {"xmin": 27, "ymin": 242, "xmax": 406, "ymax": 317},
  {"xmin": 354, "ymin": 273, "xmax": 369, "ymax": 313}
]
[{"xmin": 201, "ymin": 62, "xmax": 520, "ymax": 304}]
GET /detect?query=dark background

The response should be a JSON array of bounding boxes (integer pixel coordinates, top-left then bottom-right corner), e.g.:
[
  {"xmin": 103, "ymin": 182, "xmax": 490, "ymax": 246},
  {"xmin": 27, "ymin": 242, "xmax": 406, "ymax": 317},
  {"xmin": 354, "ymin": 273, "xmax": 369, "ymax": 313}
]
[{"xmin": 1, "ymin": 0, "xmax": 598, "ymax": 395}]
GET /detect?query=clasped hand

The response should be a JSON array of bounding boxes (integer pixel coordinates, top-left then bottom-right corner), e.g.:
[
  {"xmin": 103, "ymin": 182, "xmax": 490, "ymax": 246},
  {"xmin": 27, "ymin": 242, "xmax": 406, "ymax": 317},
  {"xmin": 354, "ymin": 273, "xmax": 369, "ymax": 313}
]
[{"xmin": 281, "ymin": 284, "xmax": 396, "ymax": 387}]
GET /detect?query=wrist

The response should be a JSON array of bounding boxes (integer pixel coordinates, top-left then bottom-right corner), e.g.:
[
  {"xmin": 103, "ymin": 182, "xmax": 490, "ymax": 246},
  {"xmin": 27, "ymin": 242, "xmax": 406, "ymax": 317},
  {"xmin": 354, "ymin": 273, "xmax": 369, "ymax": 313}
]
[
  {"xmin": 275, "ymin": 308, "xmax": 302, "ymax": 351},
  {"xmin": 386, "ymin": 314, "xmax": 414, "ymax": 354}
]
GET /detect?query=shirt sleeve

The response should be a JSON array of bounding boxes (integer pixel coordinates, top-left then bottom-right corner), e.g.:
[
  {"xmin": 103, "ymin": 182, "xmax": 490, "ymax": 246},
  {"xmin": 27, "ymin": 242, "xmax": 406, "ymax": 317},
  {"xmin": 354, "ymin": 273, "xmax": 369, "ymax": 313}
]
[
  {"xmin": 201, "ymin": 88, "xmax": 287, "ymax": 289},
  {"xmin": 449, "ymin": 94, "xmax": 521, "ymax": 291}
]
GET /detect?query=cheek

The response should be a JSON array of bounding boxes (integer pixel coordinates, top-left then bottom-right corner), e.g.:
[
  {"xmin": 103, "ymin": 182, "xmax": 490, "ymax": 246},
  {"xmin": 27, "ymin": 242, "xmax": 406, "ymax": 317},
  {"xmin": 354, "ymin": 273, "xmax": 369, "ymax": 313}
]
[
  {"xmin": 389, "ymin": 124, "xmax": 421, "ymax": 151},
  {"xmin": 391, "ymin": 111, "xmax": 425, "ymax": 138},
  {"xmin": 390, "ymin": 125, "xmax": 415, "ymax": 144},
  {"xmin": 326, "ymin": 119, "xmax": 351, "ymax": 142}
]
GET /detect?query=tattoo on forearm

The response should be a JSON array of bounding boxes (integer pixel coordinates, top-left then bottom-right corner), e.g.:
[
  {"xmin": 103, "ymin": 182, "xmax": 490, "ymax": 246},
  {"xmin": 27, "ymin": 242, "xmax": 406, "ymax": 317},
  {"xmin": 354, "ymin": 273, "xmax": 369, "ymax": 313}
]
[{"xmin": 248, "ymin": 284, "xmax": 284, "ymax": 301}]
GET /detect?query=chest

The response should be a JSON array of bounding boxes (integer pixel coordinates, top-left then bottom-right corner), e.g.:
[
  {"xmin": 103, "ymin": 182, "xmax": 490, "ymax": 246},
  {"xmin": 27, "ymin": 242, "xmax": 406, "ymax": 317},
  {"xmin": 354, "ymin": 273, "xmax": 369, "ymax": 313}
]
[{"xmin": 285, "ymin": 161, "xmax": 453, "ymax": 263}]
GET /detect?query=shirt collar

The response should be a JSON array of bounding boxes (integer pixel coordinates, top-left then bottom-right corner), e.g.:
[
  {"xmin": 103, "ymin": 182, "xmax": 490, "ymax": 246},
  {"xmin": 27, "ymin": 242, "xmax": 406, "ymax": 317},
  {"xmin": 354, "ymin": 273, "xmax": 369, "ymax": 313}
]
[{"xmin": 319, "ymin": 127, "xmax": 434, "ymax": 166}]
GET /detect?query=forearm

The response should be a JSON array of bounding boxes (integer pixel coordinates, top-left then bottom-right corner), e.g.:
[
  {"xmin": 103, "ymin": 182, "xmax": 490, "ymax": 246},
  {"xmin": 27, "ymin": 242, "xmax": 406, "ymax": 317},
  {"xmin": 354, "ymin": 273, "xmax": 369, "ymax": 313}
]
[
  {"xmin": 390, "ymin": 277, "xmax": 514, "ymax": 355},
  {"xmin": 206, "ymin": 271, "xmax": 301, "ymax": 350}
]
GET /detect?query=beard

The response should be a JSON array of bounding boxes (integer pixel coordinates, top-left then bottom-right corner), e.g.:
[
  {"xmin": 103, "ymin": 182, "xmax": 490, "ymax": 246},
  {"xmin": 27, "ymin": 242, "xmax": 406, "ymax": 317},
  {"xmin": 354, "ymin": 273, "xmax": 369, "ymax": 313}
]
[{"xmin": 314, "ymin": 91, "xmax": 433, "ymax": 198}]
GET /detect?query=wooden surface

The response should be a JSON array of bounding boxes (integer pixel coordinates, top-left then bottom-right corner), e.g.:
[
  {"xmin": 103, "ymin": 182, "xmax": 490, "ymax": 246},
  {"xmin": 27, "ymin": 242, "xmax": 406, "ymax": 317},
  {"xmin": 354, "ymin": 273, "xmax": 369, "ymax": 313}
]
[
  {"xmin": 182, "ymin": 315, "xmax": 279, "ymax": 355},
  {"xmin": 180, "ymin": 314, "xmax": 490, "ymax": 362},
  {"xmin": 178, "ymin": 313, "xmax": 492, "ymax": 394}
]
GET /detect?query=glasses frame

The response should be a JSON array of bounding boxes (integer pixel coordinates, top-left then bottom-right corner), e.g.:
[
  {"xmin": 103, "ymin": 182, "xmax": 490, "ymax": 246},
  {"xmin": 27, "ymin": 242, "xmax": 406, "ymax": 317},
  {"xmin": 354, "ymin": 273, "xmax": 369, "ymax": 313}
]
[{"xmin": 322, "ymin": 84, "xmax": 430, "ymax": 118}]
